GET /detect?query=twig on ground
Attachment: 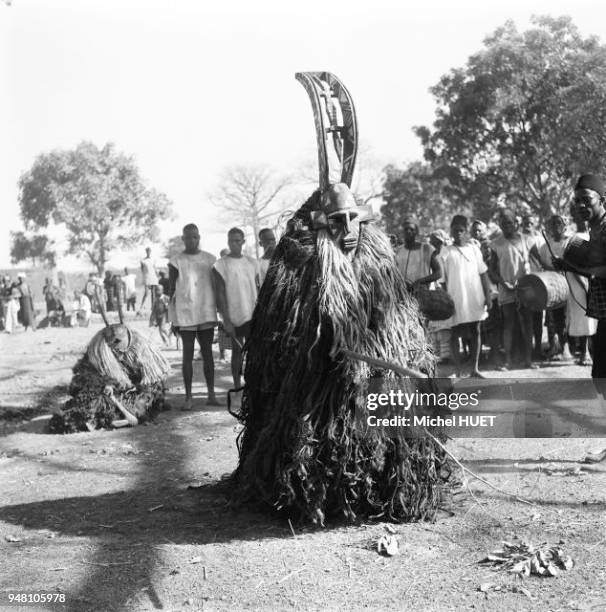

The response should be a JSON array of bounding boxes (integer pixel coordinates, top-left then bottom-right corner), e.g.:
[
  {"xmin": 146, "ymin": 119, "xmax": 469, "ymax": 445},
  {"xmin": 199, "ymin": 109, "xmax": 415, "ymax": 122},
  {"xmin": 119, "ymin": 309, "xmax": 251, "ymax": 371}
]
[
  {"xmin": 589, "ymin": 536, "xmax": 606, "ymax": 550},
  {"xmin": 287, "ymin": 518, "xmax": 296, "ymax": 538},
  {"xmin": 277, "ymin": 567, "xmax": 306, "ymax": 584},
  {"xmin": 80, "ymin": 560, "xmax": 134, "ymax": 567},
  {"xmin": 405, "ymin": 579, "xmax": 417, "ymax": 596},
  {"xmin": 426, "ymin": 432, "xmax": 536, "ymax": 506},
  {"xmin": 460, "ymin": 476, "xmax": 503, "ymax": 525}
]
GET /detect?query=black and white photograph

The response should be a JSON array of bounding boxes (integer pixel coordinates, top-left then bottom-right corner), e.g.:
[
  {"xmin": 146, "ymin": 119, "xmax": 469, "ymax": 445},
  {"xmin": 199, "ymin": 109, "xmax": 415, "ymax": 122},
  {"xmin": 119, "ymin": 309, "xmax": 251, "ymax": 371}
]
[{"xmin": 1, "ymin": 1, "xmax": 606, "ymax": 610}]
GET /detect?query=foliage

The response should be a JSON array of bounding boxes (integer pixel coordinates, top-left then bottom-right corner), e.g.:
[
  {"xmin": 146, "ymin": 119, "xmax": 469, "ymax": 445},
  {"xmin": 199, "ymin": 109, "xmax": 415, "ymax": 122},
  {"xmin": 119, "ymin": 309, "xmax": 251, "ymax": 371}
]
[
  {"xmin": 18, "ymin": 142, "xmax": 173, "ymax": 273},
  {"xmin": 415, "ymin": 16, "xmax": 606, "ymax": 220},
  {"xmin": 163, "ymin": 235, "xmax": 184, "ymax": 261},
  {"xmin": 9, "ymin": 231, "xmax": 56, "ymax": 267},
  {"xmin": 380, "ymin": 162, "xmax": 471, "ymax": 238},
  {"xmin": 209, "ymin": 165, "xmax": 292, "ymax": 257}
]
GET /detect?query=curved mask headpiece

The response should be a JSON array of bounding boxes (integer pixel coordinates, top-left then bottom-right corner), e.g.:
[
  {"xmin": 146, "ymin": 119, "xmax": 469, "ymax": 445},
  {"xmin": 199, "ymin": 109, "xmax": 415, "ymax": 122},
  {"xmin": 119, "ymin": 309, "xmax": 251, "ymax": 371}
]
[{"xmin": 295, "ymin": 71, "xmax": 375, "ymax": 252}]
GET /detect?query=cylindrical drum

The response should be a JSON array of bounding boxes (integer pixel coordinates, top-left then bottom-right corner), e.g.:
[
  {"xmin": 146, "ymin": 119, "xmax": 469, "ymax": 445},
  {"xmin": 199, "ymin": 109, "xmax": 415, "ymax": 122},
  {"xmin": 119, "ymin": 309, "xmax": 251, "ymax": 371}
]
[
  {"xmin": 414, "ymin": 286, "xmax": 455, "ymax": 321},
  {"xmin": 516, "ymin": 272, "xmax": 569, "ymax": 311},
  {"xmin": 563, "ymin": 235, "xmax": 590, "ymax": 269}
]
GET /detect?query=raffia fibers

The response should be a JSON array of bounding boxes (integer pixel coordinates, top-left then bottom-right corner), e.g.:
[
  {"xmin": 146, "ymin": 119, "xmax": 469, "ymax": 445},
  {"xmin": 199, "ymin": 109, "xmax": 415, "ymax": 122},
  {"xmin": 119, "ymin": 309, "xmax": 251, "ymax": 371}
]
[
  {"xmin": 49, "ymin": 325, "xmax": 170, "ymax": 433},
  {"xmin": 230, "ymin": 193, "xmax": 453, "ymax": 525}
]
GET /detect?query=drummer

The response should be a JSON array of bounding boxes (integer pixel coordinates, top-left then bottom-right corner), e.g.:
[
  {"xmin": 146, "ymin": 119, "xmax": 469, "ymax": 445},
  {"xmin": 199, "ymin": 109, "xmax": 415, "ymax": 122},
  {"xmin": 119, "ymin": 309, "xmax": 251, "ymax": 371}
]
[
  {"xmin": 394, "ymin": 216, "xmax": 443, "ymax": 290},
  {"xmin": 554, "ymin": 175, "xmax": 606, "ymax": 463},
  {"xmin": 536, "ymin": 215, "xmax": 572, "ymax": 362},
  {"xmin": 489, "ymin": 209, "xmax": 538, "ymax": 371},
  {"xmin": 522, "ymin": 214, "xmax": 547, "ymax": 359}
]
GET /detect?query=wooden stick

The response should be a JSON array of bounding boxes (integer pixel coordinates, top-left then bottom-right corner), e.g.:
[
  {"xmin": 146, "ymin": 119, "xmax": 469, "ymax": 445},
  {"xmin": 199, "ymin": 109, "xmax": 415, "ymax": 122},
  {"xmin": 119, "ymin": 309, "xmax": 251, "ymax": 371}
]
[
  {"xmin": 105, "ymin": 387, "xmax": 138, "ymax": 426},
  {"xmin": 342, "ymin": 349, "xmax": 426, "ymax": 379},
  {"xmin": 425, "ymin": 431, "xmax": 535, "ymax": 506}
]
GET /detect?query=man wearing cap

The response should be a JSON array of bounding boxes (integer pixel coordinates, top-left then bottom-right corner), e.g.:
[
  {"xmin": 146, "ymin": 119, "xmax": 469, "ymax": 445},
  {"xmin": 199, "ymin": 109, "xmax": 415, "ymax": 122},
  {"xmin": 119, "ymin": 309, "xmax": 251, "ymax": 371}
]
[
  {"xmin": 555, "ymin": 174, "xmax": 606, "ymax": 461},
  {"xmin": 395, "ymin": 217, "xmax": 443, "ymax": 290}
]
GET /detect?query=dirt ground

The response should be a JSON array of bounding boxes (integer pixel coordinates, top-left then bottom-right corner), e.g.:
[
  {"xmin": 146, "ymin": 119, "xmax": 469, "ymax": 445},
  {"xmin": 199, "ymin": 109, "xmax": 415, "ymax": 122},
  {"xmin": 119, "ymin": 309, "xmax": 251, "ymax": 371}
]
[{"xmin": 1, "ymin": 314, "xmax": 605, "ymax": 612}]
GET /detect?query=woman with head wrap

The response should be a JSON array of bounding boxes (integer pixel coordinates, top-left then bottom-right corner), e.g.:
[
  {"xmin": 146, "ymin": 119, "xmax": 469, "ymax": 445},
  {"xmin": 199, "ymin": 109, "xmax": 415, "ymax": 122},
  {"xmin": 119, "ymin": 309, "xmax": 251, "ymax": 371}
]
[{"xmin": 16, "ymin": 273, "xmax": 35, "ymax": 331}]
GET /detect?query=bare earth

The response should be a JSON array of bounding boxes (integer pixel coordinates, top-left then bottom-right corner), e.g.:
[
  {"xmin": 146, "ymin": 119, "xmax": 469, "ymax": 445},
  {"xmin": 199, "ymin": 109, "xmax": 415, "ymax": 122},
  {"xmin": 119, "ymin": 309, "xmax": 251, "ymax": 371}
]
[{"xmin": 0, "ymin": 315, "xmax": 605, "ymax": 612}]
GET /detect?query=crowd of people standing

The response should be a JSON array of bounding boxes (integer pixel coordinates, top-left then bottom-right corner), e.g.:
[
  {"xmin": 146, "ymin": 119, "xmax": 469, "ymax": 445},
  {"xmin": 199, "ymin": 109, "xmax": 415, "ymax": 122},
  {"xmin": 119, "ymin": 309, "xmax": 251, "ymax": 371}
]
[
  {"xmin": 392, "ymin": 180, "xmax": 601, "ymax": 378},
  {"xmin": 0, "ymin": 273, "xmax": 35, "ymax": 333},
  {"xmin": 3, "ymin": 175, "xmax": 605, "ymax": 421},
  {"xmin": 166, "ymin": 224, "xmax": 275, "ymax": 410}
]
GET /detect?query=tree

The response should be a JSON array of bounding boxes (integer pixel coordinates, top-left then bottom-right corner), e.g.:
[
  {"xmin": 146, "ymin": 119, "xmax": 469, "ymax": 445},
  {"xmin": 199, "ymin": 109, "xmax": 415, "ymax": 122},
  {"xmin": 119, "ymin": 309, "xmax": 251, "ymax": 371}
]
[
  {"xmin": 209, "ymin": 165, "xmax": 292, "ymax": 257},
  {"xmin": 10, "ymin": 231, "xmax": 56, "ymax": 267},
  {"xmin": 380, "ymin": 162, "xmax": 470, "ymax": 238},
  {"xmin": 18, "ymin": 141, "xmax": 173, "ymax": 273},
  {"xmin": 415, "ymin": 16, "xmax": 606, "ymax": 220},
  {"xmin": 296, "ymin": 141, "xmax": 387, "ymax": 206},
  {"xmin": 164, "ymin": 235, "xmax": 184, "ymax": 261}
]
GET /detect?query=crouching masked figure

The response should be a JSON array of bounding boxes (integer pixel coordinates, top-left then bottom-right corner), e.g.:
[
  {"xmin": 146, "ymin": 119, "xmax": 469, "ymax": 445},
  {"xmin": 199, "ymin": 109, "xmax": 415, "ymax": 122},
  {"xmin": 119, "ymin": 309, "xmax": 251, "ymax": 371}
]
[{"xmin": 49, "ymin": 319, "xmax": 170, "ymax": 433}]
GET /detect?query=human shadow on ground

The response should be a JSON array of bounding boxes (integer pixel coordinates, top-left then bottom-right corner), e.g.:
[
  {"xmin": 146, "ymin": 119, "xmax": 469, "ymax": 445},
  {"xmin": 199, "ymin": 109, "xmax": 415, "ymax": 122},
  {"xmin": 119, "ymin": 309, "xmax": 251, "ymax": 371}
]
[
  {"xmin": 0, "ymin": 480, "xmax": 303, "ymax": 611},
  {"xmin": 0, "ymin": 413, "xmax": 282, "ymax": 611}
]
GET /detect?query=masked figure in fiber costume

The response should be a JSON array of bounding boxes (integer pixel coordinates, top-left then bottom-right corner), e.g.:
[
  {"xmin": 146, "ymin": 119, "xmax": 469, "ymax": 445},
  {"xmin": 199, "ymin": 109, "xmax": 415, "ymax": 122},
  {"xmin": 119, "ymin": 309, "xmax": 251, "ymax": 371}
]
[
  {"xmin": 49, "ymin": 293, "xmax": 170, "ymax": 433},
  {"xmin": 230, "ymin": 72, "xmax": 451, "ymax": 524}
]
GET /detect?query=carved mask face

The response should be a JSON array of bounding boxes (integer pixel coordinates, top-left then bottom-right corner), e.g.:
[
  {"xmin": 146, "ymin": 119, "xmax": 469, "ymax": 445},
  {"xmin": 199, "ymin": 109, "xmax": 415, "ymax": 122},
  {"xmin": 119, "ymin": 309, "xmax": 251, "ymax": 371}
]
[
  {"xmin": 327, "ymin": 209, "xmax": 361, "ymax": 255},
  {"xmin": 311, "ymin": 183, "xmax": 372, "ymax": 259},
  {"xmin": 103, "ymin": 324, "xmax": 132, "ymax": 353}
]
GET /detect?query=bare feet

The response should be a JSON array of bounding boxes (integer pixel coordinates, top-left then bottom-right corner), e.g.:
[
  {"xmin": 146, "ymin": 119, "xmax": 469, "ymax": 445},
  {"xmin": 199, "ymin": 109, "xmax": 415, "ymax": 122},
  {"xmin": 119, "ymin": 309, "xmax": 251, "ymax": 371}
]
[
  {"xmin": 206, "ymin": 396, "xmax": 222, "ymax": 407},
  {"xmin": 181, "ymin": 396, "xmax": 194, "ymax": 411}
]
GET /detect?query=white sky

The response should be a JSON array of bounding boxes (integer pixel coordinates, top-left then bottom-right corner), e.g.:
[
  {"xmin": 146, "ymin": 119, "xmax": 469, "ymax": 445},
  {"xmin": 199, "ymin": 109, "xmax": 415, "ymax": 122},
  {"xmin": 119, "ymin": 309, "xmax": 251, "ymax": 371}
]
[{"xmin": 1, "ymin": 0, "xmax": 605, "ymax": 268}]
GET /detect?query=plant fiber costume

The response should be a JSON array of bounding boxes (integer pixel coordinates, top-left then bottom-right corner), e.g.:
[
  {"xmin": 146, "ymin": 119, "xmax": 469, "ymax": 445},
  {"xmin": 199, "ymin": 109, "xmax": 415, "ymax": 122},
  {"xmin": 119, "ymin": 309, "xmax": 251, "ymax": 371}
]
[
  {"xmin": 49, "ymin": 296, "xmax": 170, "ymax": 433},
  {"xmin": 230, "ymin": 72, "xmax": 451, "ymax": 524}
]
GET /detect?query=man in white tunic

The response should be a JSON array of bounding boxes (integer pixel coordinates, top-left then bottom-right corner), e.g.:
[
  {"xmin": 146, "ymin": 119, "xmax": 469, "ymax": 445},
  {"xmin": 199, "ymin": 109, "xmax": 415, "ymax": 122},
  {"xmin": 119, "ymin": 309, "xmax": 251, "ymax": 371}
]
[
  {"xmin": 122, "ymin": 267, "xmax": 137, "ymax": 312},
  {"xmin": 213, "ymin": 227, "xmax": 259, "ymax": 389},
  {"xmin": 169, "ymin": 224, "xmax": 219, "ymax": 409},
  {"xmin": 442, "ymin": 215, "xmax": 492, "ymax": 377},
  {"xmin": 137, "ymin": 247, "xmax": 159, "ymax": 315},
  {"xmin": 257, "ymin": 228, "xmax": 276, "ymax": 287}
]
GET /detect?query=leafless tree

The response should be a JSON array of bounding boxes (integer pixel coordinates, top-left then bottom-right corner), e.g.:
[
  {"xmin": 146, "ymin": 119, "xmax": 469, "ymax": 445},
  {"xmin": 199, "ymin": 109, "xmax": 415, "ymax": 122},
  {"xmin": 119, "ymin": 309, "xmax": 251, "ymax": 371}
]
[
  {"xmin": 209, "ymin": 165, "xmax": 293, "ymax": 257},
  {"xmin": 295, "ymin": 141, "xmax": 386, "ymax": 206}
]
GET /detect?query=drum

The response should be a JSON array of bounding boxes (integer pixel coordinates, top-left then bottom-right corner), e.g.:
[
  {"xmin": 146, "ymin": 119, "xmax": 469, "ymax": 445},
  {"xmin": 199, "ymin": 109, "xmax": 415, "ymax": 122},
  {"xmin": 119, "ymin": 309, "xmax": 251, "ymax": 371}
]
[
  {"xmin": 414, "ymin": 286, "xmax": 455, "ymax": 321},
  {"xmin": 516, "ymin": 272, "xmax": 569, "ymax": 311},
  {"xmin": 563, "ymin": 235, "xmax": 590, "ymax": 268}
]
